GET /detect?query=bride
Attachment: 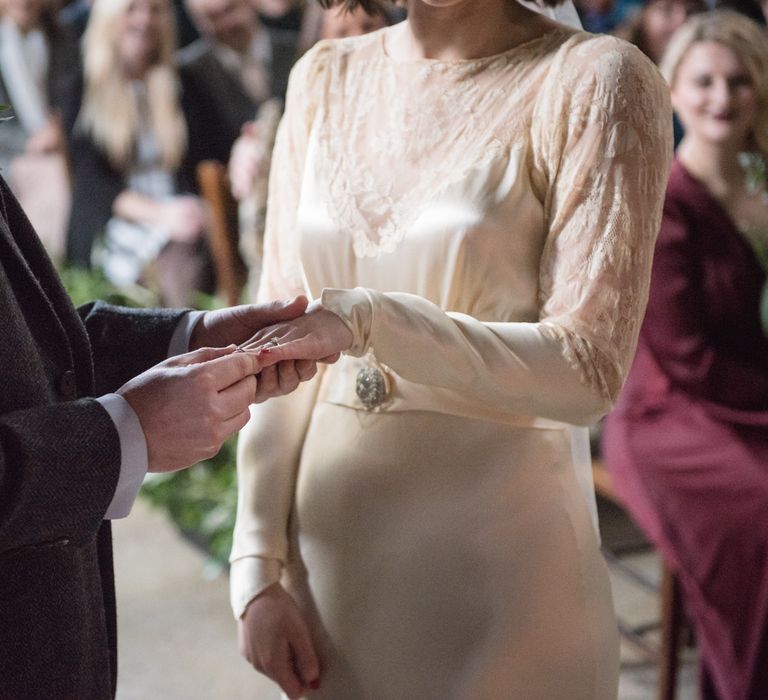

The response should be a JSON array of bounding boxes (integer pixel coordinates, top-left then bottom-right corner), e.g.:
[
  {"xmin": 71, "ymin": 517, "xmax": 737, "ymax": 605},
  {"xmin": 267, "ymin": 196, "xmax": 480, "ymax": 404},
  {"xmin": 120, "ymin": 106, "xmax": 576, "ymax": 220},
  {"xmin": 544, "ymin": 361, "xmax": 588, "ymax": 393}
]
[{"xmin": 231, "ymin": 0, "xmax": 672, "ymax": 696}]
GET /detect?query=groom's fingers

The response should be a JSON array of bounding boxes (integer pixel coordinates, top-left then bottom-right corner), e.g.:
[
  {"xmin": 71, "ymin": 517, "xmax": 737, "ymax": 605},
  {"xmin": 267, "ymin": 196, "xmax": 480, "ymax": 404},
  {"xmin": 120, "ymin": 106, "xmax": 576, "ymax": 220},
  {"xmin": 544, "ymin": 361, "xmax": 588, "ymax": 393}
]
[
  {"xmin": 165, "ymin": 345, "xmax": 237, "ymax": 368},
  {"xmin": 221, "ymin": 408, "xmax": 251, "ymax": 437},
  {"xmin": 218, "ymin": 374, "xmax": 258, "ymax": 416},
  {"xmin": 201, "ymin": 349, "xmax": 261, "ymax": 390},
  {"xmin": 238, "ymin": 295, "xmax": 308, "ymax": 331}
]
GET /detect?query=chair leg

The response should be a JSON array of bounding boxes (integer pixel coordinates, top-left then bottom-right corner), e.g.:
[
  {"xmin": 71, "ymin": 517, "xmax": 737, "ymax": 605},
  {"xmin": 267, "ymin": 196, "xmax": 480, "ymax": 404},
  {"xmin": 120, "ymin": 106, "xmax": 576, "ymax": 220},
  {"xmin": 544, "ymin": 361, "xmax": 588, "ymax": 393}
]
[{"xmin": 658, "ymin": 563, "xmax": 684, "ymax": 700}]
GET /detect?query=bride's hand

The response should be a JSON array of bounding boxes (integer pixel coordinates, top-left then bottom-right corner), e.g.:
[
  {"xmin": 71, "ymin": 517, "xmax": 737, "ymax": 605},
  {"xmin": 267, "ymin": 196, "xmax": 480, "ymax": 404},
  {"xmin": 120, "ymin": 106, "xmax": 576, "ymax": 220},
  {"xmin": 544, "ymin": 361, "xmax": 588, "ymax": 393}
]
[
  {"xmin": 238, "ymin": 583, "xmax": 321, "ymax": 697},
  {"xmin": 240, "ymin": 300, "xmax": 353, "ymax": 367}
]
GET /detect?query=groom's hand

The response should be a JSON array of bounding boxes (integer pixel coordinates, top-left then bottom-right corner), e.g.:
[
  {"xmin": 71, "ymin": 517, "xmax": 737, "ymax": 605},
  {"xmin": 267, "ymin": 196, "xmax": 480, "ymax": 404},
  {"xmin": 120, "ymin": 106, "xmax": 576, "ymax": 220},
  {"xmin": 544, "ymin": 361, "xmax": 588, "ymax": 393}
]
[
  {"xmin": 117, "ymin": 346, "xmax": 263, "ymax": 473},
  {"xmin": 189, "ymin": 296, "xmax": 308, "ymax": 350},
  {"xmin": 189, "ymin": 296, "xmax": 319, "ymax": 391}
]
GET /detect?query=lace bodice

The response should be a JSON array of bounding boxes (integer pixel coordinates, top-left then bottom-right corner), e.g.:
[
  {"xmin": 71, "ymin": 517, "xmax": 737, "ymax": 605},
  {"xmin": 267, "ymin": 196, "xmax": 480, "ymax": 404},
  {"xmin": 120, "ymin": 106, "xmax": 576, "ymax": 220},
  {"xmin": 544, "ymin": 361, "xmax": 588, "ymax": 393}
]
[{"xmin": 259, "ymin": 26, "xmax": 672, "ymax": 404}]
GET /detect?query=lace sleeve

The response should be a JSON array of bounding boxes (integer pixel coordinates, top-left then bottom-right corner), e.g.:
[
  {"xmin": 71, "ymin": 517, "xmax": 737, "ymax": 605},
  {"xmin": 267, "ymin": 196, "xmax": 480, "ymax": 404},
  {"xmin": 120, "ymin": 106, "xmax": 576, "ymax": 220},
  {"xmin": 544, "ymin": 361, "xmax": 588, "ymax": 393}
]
[{"xmin": 532, "ymin": 36, "xmax": 673, "ymax": 402}]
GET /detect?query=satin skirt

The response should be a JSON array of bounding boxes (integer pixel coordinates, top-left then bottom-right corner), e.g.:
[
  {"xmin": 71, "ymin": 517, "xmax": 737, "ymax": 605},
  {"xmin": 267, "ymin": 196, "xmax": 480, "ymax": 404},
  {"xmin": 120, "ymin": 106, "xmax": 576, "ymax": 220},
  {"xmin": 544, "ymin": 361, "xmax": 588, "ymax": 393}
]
[{"xmin": 283, "ymin": 404, "xmax": 619, "ymax": 700}]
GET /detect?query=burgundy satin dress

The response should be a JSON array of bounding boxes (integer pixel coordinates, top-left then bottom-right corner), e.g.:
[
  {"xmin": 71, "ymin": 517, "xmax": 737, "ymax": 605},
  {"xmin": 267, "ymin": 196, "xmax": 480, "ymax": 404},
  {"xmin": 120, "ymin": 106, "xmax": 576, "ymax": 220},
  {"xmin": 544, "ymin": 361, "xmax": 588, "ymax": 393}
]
[{"xmin": 603, "ymin": 159, "xmax": 768, "ymax": 700}]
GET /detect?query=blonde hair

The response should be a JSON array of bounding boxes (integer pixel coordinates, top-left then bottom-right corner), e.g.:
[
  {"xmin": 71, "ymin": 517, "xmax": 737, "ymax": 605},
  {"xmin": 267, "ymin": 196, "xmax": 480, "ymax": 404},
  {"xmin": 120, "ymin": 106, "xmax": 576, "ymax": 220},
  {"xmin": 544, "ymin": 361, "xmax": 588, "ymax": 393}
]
[
  {"xmin": 79, "ymin": 0, "xmax": 187, "ymax": 170},
  {"xmin": 660, "ymin": 10, "xmax": 768, "ymax": 158}
]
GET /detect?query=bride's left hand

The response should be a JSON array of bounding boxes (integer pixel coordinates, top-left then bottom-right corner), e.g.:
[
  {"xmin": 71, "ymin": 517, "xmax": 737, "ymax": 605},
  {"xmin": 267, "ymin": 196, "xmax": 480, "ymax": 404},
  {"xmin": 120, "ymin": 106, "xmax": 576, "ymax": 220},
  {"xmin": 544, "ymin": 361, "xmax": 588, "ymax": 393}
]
[{"xmin": 239, "ymin": 300, "xmax": 353, "ymax": 367}]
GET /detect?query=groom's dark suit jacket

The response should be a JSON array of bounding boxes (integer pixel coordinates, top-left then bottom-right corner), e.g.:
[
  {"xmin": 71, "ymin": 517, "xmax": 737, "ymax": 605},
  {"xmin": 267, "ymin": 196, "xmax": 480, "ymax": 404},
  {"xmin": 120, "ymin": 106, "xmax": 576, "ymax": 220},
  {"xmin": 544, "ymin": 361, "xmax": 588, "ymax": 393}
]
[{"xmin": 0, "ymin": 175, "xmax": 186, "ymax": 699}]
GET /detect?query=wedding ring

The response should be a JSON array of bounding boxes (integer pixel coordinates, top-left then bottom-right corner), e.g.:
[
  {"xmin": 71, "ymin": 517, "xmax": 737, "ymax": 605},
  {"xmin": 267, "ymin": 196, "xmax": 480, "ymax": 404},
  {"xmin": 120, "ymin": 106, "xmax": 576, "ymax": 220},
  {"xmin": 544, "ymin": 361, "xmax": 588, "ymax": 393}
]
[{"xmin": 266, "ymin": 338, "xmax": 280, "ymax": 347}]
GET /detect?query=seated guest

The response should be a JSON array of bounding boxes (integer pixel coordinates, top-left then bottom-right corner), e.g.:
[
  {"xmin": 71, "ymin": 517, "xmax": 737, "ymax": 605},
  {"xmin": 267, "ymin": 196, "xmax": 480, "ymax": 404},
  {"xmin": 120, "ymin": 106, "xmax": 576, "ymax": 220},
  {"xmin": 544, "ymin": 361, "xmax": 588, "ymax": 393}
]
[
  {"xmin": 603, "ymin": 11, "xmax": 768, "ymax": 700},
  {"xmin": 0, "ymin": 0, "xmax": 79, "ymax": 259},
  {"xmin": 178, "ymin": 0, "xmax": 296, "ymax": 168},
  {"xmin": 67, "ymin": 0, "xmax": 210, "ymax": 308}
]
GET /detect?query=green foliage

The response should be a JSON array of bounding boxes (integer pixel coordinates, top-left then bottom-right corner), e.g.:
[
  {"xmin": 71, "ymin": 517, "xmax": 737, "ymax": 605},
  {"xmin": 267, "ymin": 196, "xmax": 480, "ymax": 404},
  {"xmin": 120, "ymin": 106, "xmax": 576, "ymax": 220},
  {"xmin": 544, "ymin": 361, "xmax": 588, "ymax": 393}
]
[
  {"xmin": 59, "ymin": 264, "xmax": 237, "ymax": 566},
  {"xmin": 141, "ymin": 437, "xmax": 238, "ymax": 567},
  {"xmin": 59, "ymin": 265, "xmax": 157, "ymax": 308}
]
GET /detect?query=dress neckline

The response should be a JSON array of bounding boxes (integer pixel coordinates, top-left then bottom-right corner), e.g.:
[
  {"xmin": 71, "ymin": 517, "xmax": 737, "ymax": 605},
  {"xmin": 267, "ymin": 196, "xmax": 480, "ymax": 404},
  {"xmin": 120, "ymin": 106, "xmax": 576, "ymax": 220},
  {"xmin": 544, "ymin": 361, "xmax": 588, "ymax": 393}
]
[{"xmin": 377, "ymin": 22, "xmax": 568, "ymax": 67}]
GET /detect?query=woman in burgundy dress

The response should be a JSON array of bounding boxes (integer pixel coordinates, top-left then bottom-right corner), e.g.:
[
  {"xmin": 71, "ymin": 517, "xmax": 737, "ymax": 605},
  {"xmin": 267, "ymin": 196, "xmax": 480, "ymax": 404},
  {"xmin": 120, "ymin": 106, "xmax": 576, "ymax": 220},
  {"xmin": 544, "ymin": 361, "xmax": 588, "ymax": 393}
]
[{"xmin": 603, "ymin": 11, "xmax": 768, "ymax": 700}]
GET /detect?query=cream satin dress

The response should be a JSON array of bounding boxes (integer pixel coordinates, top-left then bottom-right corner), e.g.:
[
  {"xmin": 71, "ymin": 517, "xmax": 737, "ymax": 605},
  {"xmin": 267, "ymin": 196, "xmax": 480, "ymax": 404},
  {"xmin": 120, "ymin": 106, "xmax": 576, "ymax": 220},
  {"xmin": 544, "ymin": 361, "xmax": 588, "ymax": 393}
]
[{"xmin": 230, "ymin": 24, "xmax": 672, "ymax": 700}]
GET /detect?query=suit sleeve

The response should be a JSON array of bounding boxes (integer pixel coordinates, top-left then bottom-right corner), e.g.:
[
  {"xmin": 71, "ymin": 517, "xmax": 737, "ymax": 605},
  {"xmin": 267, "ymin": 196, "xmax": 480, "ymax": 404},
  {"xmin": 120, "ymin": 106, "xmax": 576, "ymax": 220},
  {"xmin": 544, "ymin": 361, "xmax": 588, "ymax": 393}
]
[
  {"xmin": 78, "ymin": 301, "xmax": 189, "ymax": 394},
  {"xmin": 0, "ymin": 399, "xmax": 120, "ymax": 556}
]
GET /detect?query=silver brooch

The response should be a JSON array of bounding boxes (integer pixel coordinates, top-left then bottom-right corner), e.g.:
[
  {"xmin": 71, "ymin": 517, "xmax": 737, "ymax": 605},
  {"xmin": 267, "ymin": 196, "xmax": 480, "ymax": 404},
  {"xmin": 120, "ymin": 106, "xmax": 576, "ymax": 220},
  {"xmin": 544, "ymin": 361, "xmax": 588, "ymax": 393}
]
[{"xmin": 355, "ymin": 367, "xmax": 389, "ymax": 410}]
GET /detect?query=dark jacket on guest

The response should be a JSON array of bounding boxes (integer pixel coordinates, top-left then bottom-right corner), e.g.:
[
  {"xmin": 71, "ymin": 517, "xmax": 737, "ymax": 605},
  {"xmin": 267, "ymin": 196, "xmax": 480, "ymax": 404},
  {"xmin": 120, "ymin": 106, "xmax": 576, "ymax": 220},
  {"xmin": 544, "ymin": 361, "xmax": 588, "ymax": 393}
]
[
  {"xmin": 0, "ymin": 174, "xmax": 186, "ymax": 699},
  {"xmin": 64, "ymin": 71, "xmax": 206, "ymax": 268},
  {"xmin": 0, "ymin": 23, "xmax": 80, "ymax": 168},
  {"xmin": 177, "ymin": 27, "xmax": 296, "ymax": 168}
]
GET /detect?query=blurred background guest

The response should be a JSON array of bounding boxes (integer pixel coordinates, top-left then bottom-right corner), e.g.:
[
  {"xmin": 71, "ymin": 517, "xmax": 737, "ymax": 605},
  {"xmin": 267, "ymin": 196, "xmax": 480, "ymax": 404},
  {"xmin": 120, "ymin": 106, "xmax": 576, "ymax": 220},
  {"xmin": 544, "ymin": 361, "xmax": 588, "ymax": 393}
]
[
  {"xmin": 178, "ymin": 0, "xmax": 296, "ymax": 168},
  {"xmin": 254, "ymin": 0, "xmax": 302, "ymax": 34},
  {"xmin": 614, "ymin": 0, "xmax": 706, "ymax": 64},
  {"xmin": 715, "ymin": 0, "xmax": 766, "ymax": 24},
  {"xmin": 603, "ymin": 11, "xmax": 768, "ymax": 700},
  {"xmin": 297, "ymin": 0, "xmax": 389, "ymax": 50},
  {"xmin": 66, "ymin": 0, "xmax": 210, "ymax": 307},
  {"xmin": 574, "ymin": 0, "xmax": 620, "ymax": 33},
  {"xmin": 230, "ymin": 2, "xmax": 390, "ymax": 299},
  {"xmin": 0, "ymin": 0, "xmax": 79, "ymax": 260}
]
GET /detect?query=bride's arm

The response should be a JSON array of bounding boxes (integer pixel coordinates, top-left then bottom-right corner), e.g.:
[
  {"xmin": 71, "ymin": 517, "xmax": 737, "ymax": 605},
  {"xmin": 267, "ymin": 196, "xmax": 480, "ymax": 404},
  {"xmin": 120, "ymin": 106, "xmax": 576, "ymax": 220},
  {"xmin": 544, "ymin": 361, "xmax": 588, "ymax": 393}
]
[
  {"xmin": 253, "ymin": 38, "xmax": 673, "ymax": 427},
  {"xmin": 229, "ymin": 44, "xmax": 329, "ymax": 619}
]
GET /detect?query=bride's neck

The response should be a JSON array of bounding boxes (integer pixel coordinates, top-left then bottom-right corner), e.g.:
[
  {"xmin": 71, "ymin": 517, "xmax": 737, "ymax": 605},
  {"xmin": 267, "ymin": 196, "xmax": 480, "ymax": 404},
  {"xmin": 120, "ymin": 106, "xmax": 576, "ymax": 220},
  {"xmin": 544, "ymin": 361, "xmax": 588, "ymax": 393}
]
[{"xmin": 390, "ymin": 0, "xmax": 553, "ymax": 61}]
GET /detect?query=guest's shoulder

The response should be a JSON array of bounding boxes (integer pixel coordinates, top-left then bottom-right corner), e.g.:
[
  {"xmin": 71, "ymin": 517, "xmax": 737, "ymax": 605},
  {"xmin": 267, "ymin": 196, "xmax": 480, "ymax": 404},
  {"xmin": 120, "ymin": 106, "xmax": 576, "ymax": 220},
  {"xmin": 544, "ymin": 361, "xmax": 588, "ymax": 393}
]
[{"xmin": 176, "ymin": 37, "xmax": 215, "ymax": 69}]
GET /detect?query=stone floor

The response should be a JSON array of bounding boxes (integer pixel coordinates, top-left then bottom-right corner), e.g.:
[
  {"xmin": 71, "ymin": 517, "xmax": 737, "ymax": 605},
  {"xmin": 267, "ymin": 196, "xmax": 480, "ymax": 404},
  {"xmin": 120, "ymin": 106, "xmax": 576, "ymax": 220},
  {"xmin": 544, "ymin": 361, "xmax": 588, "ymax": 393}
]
[{"xmin": 113, "ymin": 497, "xmax": 698, "ymax": 700}]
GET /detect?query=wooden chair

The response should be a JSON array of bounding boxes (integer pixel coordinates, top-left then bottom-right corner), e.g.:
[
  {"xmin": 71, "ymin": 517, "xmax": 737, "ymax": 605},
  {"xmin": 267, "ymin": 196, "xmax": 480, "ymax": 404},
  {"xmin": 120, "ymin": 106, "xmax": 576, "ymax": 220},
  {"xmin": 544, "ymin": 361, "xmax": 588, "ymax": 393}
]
[
  {"xmin": 196, "ymin": 160, "xmax": 247, "ymax": 306},
  {"xmin": 592, "ymin": 458, "xmax": 686, "ymax": 700}
]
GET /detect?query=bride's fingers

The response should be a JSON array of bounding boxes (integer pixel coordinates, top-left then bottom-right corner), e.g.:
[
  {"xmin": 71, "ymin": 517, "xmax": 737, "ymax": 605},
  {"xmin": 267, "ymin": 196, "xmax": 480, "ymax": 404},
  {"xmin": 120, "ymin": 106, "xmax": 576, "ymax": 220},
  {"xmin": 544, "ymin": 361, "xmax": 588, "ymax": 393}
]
[
  {"xmin": 256, "ymin": 338, "xmax": 316, "ymax": 367},
  {"xmin": 239, "ymin": 335, "xmax": 281, "ymax": 353},
  {"xmin": 276, "ymin": 361, "xmax": 301, "ymax": 395},
  {"xmin": 290, "ymin": 618, "xmax": 321, "ymax": 690},
  {"xmin": 295, "ymin": 359, "xmax": 318, "ymax": 381},
  {"xmin": 252, "ymin": 365, "xmax": 278, "ymax": 403},
  {"xmin": 270, "ymin": 638, "xmax": 305, "ymax": 699}
]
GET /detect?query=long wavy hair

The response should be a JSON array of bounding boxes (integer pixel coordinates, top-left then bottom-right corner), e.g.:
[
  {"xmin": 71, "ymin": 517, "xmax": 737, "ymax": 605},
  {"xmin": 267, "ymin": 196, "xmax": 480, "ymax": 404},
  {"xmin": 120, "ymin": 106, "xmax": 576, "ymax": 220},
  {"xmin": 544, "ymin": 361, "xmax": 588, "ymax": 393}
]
[
  {"xmin": 78, "ymin": 0, "xmax": 187, "ymax": 170},
  {"xmin": 660, "ymin": 10, "xmax": 768, "ymax": 158}
]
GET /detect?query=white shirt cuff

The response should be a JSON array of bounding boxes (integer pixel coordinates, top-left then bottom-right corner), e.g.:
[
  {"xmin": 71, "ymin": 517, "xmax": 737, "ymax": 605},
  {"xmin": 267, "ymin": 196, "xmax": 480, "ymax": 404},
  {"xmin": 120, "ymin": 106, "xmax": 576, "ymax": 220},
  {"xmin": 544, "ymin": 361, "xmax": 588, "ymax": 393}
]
[
  {"xmin": 168, "ymin": 310, "xmax": 206, "ymax": 357},
  {"xmin": 97, "ymin": 393, "xmax": 149, "ymax": 519}
]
